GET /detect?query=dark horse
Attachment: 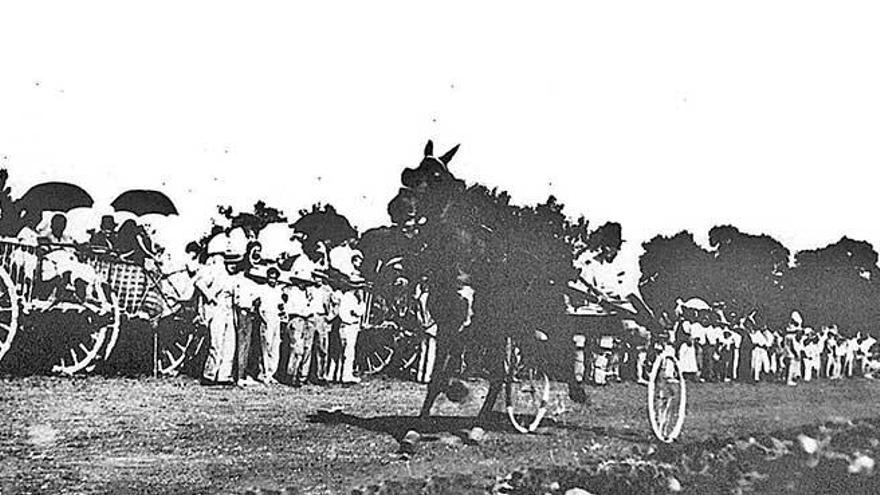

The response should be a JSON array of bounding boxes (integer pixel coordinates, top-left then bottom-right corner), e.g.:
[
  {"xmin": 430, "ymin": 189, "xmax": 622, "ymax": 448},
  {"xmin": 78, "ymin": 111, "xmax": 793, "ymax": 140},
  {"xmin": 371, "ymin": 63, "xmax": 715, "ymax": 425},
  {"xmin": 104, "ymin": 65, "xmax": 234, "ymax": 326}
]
[{"xmin": 388, "ymin": 141, "xmax": 543, "ymax": 428}]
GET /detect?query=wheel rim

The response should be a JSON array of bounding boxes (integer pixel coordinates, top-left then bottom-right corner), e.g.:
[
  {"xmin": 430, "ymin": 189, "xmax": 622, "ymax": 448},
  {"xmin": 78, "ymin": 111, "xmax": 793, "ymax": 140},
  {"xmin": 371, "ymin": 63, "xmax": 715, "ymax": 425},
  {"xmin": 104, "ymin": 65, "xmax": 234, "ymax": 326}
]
[
  {"xmin": 504, "ymin": 338, "xmax": 549, "ymax": 434},
  {"xmin": 357, "ymin": 327, "xmax": 396, "ymax": 375},
  {"xmin": 159, "ymin": 332, "xmax": 205, "ymax": 375},
  {"xmin": 0, "ymin": 268, "xmax": 20, "ymax": 365},
  {"xmin": 647, "ymin": 351, "xmax": 687, "ymax": 443},
  {"xmin": 99, "ymin": 291, "xmax": 121, "ymax": 360},
  {"xmin": 50, "ymin": 300, "xmax": 119, "ymax": 376},
  {"xmin": 363, "ymin": 344, "xmax": 394, "ymax": 374}
]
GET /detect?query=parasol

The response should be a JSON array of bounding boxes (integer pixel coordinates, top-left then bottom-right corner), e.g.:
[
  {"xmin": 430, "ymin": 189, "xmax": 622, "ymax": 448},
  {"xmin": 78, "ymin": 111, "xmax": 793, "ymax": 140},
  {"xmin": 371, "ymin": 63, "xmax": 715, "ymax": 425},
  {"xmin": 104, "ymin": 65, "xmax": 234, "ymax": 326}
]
[
  {"xmin": 111, "ymin": 189, "xmax": 178, "ymax": 216},
  {"xmin": 16, "ymin": 182, "xmax": 94, "ymax": 216}
]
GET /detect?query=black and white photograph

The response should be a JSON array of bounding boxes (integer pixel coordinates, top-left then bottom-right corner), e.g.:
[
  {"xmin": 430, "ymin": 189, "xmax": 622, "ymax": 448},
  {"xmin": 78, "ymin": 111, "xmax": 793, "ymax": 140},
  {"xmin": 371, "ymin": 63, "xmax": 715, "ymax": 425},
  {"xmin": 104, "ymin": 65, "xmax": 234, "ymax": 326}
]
[{"xmin": 2, "ymin": 2, "xmax": 880, "ymax": 493}]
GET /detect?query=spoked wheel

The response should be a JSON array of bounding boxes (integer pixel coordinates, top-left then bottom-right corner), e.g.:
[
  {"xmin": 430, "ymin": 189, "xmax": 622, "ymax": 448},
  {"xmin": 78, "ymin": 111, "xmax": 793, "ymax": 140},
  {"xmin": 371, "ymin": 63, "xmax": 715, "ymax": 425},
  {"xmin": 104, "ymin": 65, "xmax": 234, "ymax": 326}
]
[
  {"xmin": 157, "ymin": 315, "xmax": 206, "ymax": 376},
  {"xmin": 647, "ymin": 350, "xmax": 687, "ymax": 443},
  {"xmin": 504, "ymin": 337, "xmax": 549, "ymax": 434},
  {"xmin": 98, "ymin": 291, "xmax": 121, "ymax": 361},
  {"xmin": 355, "ymin": 325, "xmax": 396, "ymax": 375},
  {"xmin": 0, "ymin": 268, "xmax": 20, "ymax": 365},
  {"xmin": 49, "ymin": 293, "xmax": 121, "ymax": 376}
]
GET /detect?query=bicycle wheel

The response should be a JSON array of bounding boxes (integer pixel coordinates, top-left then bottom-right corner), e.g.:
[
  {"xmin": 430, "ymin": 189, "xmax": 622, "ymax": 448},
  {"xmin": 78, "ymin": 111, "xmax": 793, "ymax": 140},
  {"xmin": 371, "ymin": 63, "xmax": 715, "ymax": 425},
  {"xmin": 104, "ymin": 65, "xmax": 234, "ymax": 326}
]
[
  {"xmin": 647, "ymin": 350, "xmax": 686, "ymax": 443},
  {"xmin": 504, "ymin": 337, "xmax": 549, "ymax": 434}
]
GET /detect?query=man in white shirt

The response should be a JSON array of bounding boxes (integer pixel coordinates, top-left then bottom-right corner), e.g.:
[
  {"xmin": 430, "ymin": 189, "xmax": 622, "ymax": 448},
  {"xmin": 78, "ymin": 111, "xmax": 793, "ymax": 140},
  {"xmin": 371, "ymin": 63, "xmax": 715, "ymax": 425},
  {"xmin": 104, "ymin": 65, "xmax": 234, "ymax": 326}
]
[
  {"xmin": 859, "ymin": 333, "xmax": 877, "ymax": 376},
  {"xmin": 283, "ymin": 279, "xmax": 314, "ymax": 387},
  {"xmin": 305, "ymin": 281, "xmax": 335, "ymax": 384},
  {"xmin": 333, "ymin": 286, "xmax": 366, "ymax": 384},
  {"xmin": 232, "ymin": 263, "xmax": 261, "ymax": 387},
  {"xmin": 256, "ymin": 268, "xmax": 284, "ymax": 385},
  {"xmin": 196, "ymin": 251, "xmax": 237, "ymax": 385},
  {"xmin": 784, "ymin": 329, "xmax": 802, "ymax": 385},
  {"xmin": 750, "ymin": 328, "xmax": 768, "ymax": 382}
]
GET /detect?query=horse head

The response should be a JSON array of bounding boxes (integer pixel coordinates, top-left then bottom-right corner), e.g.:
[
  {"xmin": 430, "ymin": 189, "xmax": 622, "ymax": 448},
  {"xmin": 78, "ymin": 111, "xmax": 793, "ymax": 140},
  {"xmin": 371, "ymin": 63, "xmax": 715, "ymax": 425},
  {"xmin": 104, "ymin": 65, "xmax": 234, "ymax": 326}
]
[{"xmin": 388, "ymin": 140, "xmax": 464, "ymax": 227}]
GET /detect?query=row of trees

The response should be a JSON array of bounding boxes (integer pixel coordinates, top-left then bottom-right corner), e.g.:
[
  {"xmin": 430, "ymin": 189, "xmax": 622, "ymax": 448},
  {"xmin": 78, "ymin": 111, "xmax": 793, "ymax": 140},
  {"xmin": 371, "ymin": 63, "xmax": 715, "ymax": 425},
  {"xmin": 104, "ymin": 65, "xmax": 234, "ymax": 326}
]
[{"xmin": 640, "ymin": 227, "xmax": 880, "ymax": 335}]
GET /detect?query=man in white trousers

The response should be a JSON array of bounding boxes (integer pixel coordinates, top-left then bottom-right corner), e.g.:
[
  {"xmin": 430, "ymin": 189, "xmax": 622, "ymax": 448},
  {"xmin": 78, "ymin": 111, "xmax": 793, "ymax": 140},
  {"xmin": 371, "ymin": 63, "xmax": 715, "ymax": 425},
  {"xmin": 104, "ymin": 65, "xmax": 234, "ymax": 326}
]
[
  {"xmin": 257, "ymin": 268, "xmax": 284, "ymax": 385},
  {"xmin": 196, "ymin": 242, "xmax": 237, "ymax": 386},
  {"xmin": 415, "ymin": 281, "xmax": 437, "ymax": 384},
  {"xmin": 335, "ymin": 286, "xmax": 366, "ymax": 384}
]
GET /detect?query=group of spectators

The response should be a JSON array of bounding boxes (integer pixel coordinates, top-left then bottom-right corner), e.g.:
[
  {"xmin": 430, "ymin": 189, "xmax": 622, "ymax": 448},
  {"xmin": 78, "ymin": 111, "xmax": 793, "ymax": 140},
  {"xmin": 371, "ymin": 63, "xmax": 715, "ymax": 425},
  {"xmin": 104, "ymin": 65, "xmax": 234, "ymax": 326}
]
[
  {"xmin": 10, "ymin": 212, "xmax": 154, "ymax": 310},
  {"xmin": 586, "ymin": 303, "xmax": 879, "ymax": 387},
  {"xmin": 185, "ymin": 229, "xmax": 369, "ymax": 388}
]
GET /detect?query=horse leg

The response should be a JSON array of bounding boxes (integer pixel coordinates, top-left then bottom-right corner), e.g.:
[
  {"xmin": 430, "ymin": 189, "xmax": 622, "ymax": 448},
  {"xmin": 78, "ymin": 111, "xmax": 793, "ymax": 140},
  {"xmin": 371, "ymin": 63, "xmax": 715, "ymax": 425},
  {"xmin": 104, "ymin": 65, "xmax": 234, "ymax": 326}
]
[
  {"xmin": 477, "ymin": 377, "xmax": 503, "ymax": 423},
  {"xmin": 419, "ymin": 335, "xmax": 453, "ymax": 418}
]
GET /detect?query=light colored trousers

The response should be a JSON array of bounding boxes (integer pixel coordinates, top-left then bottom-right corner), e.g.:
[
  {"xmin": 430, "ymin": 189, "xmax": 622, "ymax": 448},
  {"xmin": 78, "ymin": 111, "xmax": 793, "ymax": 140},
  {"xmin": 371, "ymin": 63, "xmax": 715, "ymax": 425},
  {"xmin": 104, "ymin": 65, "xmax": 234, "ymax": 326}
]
[
  {"xmin": 286, "ymin": 316, "xmax": 309, "ymax": 382},
  {"xmin": 752, "ymin": 347, "xmax": 770, "ymax": 381},
  {"xmin": 325, "ymin": 323, "xmax": 360, "ymax": 382},
  {"xmin": 416, "ymin": 326, "xmax": 438, "ymax": 383},
  {"xmin": 203, "ymin": 304, "xmax": 235, "ymax": 383},
  {"xmin": 787, "ymin": 357, "xmax": 801, "ymax": 384},
  {"xmin": 259, "ymin": 315, "xmax": 281, "ymax": 382}
]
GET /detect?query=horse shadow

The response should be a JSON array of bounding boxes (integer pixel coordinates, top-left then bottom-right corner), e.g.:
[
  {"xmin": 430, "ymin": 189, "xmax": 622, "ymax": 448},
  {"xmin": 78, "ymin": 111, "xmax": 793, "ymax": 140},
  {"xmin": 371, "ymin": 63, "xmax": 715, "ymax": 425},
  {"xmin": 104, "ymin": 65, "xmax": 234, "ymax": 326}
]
[
  {"xmin": 308, "ymin": 409, "xmax": 655, "ymax": 446},
  {"xmin": 307, "ymin": 409, "xmax": 561, "ymax": 444}
]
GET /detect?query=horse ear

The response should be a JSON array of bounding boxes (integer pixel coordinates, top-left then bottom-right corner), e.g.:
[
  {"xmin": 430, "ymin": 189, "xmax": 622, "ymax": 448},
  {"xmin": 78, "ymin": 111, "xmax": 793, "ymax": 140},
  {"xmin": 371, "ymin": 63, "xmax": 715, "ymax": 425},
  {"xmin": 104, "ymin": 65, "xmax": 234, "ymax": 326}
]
[
  {"xmin": 439, "ymin": 144, "xmax": 460, "ymax": 166},
  {"xmin": 424, "ymin": 140, "xmax": 434, "ymax": 157}
]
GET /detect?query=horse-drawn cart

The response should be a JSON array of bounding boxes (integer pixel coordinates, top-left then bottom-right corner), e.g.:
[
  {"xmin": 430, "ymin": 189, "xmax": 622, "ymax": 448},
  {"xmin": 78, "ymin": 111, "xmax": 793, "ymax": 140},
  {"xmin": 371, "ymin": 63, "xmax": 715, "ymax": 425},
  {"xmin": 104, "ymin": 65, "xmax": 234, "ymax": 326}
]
[{"xmin": 0, "ymin": 237, "xmax": 204, "ymax": 375}]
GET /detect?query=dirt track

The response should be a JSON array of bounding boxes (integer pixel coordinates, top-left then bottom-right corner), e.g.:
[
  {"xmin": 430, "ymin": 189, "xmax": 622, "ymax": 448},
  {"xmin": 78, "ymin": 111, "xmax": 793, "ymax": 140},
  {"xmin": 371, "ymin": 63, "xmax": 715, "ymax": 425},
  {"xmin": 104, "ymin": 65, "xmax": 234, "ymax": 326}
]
[{"xmin": 3, "ymin": 375, "xmax": 880, "ymax": 494}]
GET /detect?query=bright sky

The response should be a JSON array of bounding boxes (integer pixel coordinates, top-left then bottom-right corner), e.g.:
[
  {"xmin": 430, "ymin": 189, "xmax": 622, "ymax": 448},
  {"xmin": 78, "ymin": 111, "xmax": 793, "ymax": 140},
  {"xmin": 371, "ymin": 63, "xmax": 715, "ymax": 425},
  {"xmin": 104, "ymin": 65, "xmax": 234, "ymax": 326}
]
[{"xmin": 2, "ymin": 2, "xmax": 879, "ymax": 284}]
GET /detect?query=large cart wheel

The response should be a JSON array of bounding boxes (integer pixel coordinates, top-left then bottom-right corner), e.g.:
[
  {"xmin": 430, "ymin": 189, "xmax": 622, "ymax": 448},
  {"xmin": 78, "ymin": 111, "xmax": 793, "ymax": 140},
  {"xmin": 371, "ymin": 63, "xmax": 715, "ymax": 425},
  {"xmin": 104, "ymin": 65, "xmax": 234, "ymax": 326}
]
[
  {"xmin": 0, "ymin": 268, "xmax": 20, "ymax": 365},
  {"xmin": 157, "ymin": 316, "xmax": 206, "ymax": 376},
  {"xmin": 355, "ymin": 325, "xmax": 396, "ymax": 375},
  {"xmin": 50, "ymin": 295, "xmax": 121, "ymax": 376},
  {"xmin": 99, "ymin": 291, "xmax": 121, "ymax": 360},
  {"xmin": 504, "ymin": 337, "xmax": 549, "ymax": 434},
  {"xmin": 647, "ymin": 349, "xmax": 687, "ymax": 443}
]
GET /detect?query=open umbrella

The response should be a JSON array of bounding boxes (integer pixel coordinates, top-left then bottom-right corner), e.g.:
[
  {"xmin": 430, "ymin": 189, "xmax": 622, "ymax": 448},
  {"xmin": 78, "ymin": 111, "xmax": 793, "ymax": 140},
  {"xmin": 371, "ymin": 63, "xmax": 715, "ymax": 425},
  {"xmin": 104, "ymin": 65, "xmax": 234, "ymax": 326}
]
[
  {"xmin": 111, "ymin": 189, "xmax": 178, "ymax": 216},
  {"xmin": 16, "ymin": 182, "xmax": 94, "ymax": 215}
]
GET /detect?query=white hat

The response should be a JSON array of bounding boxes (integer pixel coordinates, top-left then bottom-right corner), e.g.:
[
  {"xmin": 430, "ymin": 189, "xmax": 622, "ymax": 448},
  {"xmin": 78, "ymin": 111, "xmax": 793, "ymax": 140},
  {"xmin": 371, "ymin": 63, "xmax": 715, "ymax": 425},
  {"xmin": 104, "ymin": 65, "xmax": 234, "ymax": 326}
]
[{"xmin": 206, "ymin": 232, "xmax": 229, "ymax": 256}]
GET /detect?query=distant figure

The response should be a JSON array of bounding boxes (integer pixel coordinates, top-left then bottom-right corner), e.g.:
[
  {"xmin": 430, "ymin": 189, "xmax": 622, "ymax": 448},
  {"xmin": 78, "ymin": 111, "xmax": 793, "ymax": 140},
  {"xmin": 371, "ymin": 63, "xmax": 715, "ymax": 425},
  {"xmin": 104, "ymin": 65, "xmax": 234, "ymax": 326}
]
[
  {"xmin": 196, "ymin": 250, "xmax": 237, "ymax": 385},
  {"xmin": 256, "ymin": 267, "xmax": 284, "ymax": 385},
  {"xmin": 89, "ymin": 215, "xmax": 118, "ymax": 252},
  {"xmin": 329, "ymin": 285, "xmax": 366, "ymax": 384},
  {"xmin": 116, "ymin": 219, "xmax": 155, "ymax": 265},
  {"xmin": 35, "ymin": 214, "xmax": 109, "ymax": 310}
]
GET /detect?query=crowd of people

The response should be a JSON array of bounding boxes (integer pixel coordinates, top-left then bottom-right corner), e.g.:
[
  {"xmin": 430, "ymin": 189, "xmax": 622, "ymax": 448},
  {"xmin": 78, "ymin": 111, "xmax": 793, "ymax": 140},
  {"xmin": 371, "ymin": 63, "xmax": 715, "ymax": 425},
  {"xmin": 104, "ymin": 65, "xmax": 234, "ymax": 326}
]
[
  {"xmin": 585, "ymin": 302, "xmax": 879, "ymax": 387},
  {"xmin": 7, "ymin": 210, "xmax": 880, "ymax": 393},
  {"xmin": 184, "ymin": 228, "xmax": 370, "ymax": 387},
  {"xmin": 9, "ymin": 212, "xmax": 156, "ymax": 310}
]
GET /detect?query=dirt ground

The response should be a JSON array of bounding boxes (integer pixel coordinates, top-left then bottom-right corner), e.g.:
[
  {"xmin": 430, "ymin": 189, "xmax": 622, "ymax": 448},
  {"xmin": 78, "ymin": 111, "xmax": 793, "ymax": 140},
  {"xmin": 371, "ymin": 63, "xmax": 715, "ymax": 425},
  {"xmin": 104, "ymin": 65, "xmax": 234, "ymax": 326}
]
[{"xmin": 3, "ymin": 375, "xmax": 880, "ymax": 494}]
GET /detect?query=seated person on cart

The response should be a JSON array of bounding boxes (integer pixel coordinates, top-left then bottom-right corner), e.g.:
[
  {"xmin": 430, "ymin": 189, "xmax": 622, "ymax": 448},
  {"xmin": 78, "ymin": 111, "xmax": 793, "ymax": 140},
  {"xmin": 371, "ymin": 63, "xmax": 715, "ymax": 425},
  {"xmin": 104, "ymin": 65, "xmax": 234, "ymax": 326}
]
[
  {"xmin": 88, "ymin": 215, "xmax": 118, "ymax": 254},
  {"xmin": 115, "ymin": 219, "xmax": 158, "ymax": 266},
  {"xmin": 37, "ymin": 213, "xmax": 111, "ymax": 312}
]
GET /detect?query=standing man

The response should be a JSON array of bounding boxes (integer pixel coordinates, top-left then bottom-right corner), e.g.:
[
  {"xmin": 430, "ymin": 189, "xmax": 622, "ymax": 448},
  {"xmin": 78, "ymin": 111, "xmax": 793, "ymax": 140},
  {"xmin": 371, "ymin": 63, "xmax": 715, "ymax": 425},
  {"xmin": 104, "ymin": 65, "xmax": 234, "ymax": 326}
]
[
  {"xmin": 335, "ymin": 284, "xmax": 366, "ymax": 384},
  {"xmin": 784, "ymin": 328, "xmax": 802, "ymax": 386},
  {"xmin": 257, "ymin": 267, "xmax": 284, "ymax": 385},
  {"xmin": 283, "ymin": 278, "xmax": 314, "ymax": 387},
  {"xmin": 197, "ymin": 245, "xmax": 237, "ymax": 386},
  {"xmin": 414, "ymin": 280, "xmax": 437, "ymax": 383},
  {"xmin": 305, "ymin": 279, "xmax": 334, "ymax": 384},
  {"xmin": 233, "ymin": 258, "xmax": 261, "ymax": 387}
]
